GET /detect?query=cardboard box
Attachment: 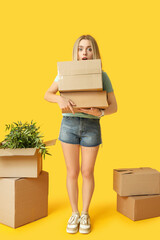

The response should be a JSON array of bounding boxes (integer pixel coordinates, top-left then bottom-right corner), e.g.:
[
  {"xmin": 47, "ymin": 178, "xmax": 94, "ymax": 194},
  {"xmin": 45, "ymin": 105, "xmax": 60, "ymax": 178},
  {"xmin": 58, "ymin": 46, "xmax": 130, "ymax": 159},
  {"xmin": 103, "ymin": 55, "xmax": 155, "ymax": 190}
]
[
  {"xmin": 0, "ymin": 139, "xmax": 56, "ymax": 178},
  {"xmin": 117, "ymin": 194, "xmax": 160, "ymax": 221},
  {"xmin": 57, "ymin": 59, "xmax": 103, "ymax": 92},
  {"xmin": 0, "ymin": 171, "xmax": 48, "ymax": 228},
  {"xmin": 113, "ymin": 167, "xmax": 160, "ymax": 196},
  {"xmin": 61, "ymin": 91, "xmax": 108, "ymax": 113}
]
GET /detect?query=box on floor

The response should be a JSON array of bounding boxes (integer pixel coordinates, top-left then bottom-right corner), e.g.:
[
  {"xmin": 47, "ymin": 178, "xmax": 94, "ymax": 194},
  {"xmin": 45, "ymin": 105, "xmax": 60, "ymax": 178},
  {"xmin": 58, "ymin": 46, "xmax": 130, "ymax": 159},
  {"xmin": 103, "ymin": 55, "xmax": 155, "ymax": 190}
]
[
  {"xmin": 0, "ymin": 171, "xmax": 48, "ymax": 228},
  {"xmin": 113, "ymin": 167, "xmax": 160, "ymax": 196},
  {"xmin": 57, "ymin": 59, "xmax": 103, "ymax": 92},
  {"xmin": 117, "ymin": 193, "xmax": 160, "ymax": 221},
  {"xmin": 0, "ymin": 139, "xmax": 56, "ymax": 178}
]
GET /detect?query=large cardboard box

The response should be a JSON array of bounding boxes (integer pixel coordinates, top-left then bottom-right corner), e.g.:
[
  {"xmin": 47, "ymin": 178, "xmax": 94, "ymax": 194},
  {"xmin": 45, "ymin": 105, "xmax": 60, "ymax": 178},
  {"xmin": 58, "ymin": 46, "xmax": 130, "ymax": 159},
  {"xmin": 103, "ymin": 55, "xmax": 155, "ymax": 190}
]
[
  {"xmin": 57, "ymin": 59, "xmax": 103, "ymax": 92},
  {"xmin": 0, "ymin": 171, "xmax": 48, "ymax": 228},
  {"xmin": 0, "ymin": 139, "xmax": 56, "ymax": 178},
  {"xmin": 117, "ymin": 194, "xmax": 160, "ymax": 221},
  {"xmin": 61, "ymin": 91, "xmax": 108, "ymax": 113},
  {"xmin": 113, "ymin": 167, "xmax": 160, "ymax": 196}
]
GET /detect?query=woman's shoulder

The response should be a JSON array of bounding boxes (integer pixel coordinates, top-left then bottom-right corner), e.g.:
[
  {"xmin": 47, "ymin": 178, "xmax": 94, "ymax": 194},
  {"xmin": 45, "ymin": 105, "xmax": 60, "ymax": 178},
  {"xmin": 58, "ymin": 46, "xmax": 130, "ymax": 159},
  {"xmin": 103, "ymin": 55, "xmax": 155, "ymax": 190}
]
[
  {"xmin": 102, "ymin": 70, "xmax": 111, "ymax": 81},
  {"xmin": 101, "ymin": 70, "xmax": 114, "ymax": 92}
]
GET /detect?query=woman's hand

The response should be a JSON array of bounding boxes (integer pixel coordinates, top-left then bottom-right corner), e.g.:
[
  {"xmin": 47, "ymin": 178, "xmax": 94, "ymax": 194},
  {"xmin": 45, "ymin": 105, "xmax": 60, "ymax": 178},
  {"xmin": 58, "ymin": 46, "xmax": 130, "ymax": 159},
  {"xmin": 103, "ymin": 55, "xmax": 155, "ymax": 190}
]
[
  {"xmin": 57, "ymin": 96, "xmax": 76, "ymax": 114},
  {"xmin": 77, "ymin": 107, "xmax": 102, "ymax": 117}
]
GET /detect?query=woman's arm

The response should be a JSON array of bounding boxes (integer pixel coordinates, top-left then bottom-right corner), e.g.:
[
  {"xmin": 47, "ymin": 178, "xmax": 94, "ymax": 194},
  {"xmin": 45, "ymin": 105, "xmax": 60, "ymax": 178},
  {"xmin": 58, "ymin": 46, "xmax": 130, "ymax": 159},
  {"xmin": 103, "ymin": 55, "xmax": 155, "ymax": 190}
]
[
  {"xmin": 44, "ymin": 81, "xmax": 60, "ymax": 103},
  {"xmin": 44, "ymin": 81, "xmax": 76, "ymax": 113},
  {"xmin": 103, "ymin": 91, "xmax": 118, "ymax": 115}
]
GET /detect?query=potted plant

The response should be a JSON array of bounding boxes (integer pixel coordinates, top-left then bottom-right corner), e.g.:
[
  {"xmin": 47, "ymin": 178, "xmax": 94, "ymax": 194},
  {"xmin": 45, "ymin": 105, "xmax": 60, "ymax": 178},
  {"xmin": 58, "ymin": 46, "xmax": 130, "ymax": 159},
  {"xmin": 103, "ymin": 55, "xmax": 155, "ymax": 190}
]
[{"xmin": 0, "ymin": 120, "xmax": 56, "ymax": 177}]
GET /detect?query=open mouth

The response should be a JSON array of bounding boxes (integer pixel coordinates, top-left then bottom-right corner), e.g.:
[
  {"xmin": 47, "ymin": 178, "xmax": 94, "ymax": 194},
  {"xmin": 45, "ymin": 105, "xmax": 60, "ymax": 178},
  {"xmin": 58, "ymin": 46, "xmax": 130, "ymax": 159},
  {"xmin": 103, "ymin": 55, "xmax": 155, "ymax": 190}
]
[{"xmin": 82, "ymin": 57, "xmax": 88, "ymax": 60}]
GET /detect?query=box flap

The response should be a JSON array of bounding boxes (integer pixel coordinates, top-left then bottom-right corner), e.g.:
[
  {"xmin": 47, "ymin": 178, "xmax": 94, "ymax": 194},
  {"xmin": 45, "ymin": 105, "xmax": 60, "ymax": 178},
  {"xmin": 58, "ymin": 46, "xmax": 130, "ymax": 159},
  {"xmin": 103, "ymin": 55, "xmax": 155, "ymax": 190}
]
[
  {"xmin": 43, "ymin": 139, "xmax": 57, "ymax": 146},
  {"xmin": 0, "ymin": 139, "xmax": 56, "ymax": 156},
  {"xmin": 114, "ymin": 168, "xmax": 135, "ymax": 175},
  {"xmin": 131, "ymin": 194, "xmax": 160, "ymax": 200},
  {"xmin": 0, "ymin": 148, "xmax": 37, "ymax": 156},
  {"xmin": 114, "ymin": 167, "xmax": 158, "ymax": 175},
  {"xmin": 57, "ymin": 59, "xmax": 102, "ymax": 76},
  {"xmin": 0, "ymin": 177, "xmax": 20, "ymax": 181}
]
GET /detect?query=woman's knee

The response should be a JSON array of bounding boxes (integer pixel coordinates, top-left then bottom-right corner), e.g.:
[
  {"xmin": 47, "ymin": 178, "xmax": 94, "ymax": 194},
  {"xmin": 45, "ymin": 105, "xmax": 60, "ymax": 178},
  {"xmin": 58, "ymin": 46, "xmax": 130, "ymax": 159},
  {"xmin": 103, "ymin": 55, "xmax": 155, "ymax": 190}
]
[
  {"xmin": 67, "ymin": 168, "xmax": 80, "ymax": 179},
  {"xmin": 81, "ymin": 168, "xmax": 94, "ymax": 179}
]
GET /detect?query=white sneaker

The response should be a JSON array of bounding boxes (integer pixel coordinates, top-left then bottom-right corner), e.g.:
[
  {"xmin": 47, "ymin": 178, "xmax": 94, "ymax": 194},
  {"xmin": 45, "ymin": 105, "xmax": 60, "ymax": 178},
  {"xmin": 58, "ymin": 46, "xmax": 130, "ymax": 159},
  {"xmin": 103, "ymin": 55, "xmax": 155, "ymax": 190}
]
[
  {"xmin": 79, "ymin": 212, "xmax": 91, "ymax": 234},
  {"xmin": 66, "ymin": 212, "xmax": 80, "ymax": 234}
]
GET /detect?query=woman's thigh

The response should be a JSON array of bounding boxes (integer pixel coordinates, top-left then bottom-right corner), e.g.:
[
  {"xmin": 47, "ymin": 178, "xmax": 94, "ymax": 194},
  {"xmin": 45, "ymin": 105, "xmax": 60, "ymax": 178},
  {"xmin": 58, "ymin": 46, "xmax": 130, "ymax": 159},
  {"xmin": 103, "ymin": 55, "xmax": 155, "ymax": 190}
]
[
  {"xmin": 81, "ymin": 145, "xmax": 100, "ymax": 175},
  {"xmin": 61, "ymin": 141, "xmax": 80, "ymax": 175}
]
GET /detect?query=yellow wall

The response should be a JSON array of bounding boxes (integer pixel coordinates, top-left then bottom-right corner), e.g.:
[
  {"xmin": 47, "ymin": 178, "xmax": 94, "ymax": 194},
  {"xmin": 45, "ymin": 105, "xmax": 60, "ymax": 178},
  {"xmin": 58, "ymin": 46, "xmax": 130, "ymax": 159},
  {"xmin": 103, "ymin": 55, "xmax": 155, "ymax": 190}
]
[{"xmin": 0, "ymin": 0, "xmax": 160, "ymax": 239}]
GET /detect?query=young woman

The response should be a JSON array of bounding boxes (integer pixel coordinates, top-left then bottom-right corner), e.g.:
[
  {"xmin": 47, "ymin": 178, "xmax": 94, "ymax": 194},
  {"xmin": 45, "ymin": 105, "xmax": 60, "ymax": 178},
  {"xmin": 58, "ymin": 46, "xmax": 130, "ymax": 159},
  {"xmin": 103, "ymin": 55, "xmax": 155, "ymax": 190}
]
[{"xmin": 44, "ymin": 35, "xmax": 117, "ymax": 234}]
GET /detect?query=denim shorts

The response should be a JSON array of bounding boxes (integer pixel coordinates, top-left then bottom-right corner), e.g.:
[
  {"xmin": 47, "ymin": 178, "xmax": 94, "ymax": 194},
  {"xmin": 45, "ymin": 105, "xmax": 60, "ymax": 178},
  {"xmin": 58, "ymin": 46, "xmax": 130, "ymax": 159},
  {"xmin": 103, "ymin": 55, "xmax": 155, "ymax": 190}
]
[{"xmin": 58, "ymin": 116, "xmax": 102, "ymax": 147}]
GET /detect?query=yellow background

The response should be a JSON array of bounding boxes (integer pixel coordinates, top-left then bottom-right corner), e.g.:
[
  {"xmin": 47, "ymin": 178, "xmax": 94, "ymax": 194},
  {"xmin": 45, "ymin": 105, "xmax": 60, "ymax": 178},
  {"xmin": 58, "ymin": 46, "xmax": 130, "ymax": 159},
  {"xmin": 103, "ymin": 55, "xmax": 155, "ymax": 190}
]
[{"xmin": 0, "ymin": 0, "xmax": 160, "ymax": 239}]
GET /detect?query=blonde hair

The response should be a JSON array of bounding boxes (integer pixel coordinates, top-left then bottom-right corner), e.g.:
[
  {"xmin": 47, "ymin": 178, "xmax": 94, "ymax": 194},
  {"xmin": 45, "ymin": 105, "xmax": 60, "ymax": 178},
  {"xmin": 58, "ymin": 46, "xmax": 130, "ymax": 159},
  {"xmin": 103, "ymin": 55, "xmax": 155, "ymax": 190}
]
[{"xmin": 72, "ymin": 35, "xmax": 102, "ymax": 66}]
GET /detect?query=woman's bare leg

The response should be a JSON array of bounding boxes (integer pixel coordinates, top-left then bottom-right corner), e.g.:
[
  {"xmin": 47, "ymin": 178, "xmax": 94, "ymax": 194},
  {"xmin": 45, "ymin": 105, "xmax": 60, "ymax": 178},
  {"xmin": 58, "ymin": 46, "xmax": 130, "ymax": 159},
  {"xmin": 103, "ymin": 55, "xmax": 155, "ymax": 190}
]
[
  {"xmin": 61, "ymin": 142, "xmax": 80, "ymax": 212},
  {"xmin": 81, "ymin": 145, "xmax": 99, "ymax": 213}
]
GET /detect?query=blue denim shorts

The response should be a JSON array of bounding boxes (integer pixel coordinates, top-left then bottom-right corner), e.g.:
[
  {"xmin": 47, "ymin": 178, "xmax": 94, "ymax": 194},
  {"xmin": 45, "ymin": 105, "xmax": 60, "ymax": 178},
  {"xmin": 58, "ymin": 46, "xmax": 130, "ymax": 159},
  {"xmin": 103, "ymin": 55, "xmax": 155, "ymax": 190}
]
[{"xmin": 58, "ymin": 116, "xmax": 102, "ymax": 147}]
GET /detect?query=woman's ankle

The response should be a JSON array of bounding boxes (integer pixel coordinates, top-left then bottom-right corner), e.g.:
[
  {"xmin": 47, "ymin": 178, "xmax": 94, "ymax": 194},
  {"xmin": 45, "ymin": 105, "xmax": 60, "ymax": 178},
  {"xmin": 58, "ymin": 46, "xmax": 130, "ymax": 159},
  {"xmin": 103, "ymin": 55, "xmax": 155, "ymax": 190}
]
[
  {"xmin": 72, "ymin": 210, "xmax": 79, "ymax": 215},
  {"xmin": 81, "ymin": 210, "xmax": 89, "ymax": 215}
]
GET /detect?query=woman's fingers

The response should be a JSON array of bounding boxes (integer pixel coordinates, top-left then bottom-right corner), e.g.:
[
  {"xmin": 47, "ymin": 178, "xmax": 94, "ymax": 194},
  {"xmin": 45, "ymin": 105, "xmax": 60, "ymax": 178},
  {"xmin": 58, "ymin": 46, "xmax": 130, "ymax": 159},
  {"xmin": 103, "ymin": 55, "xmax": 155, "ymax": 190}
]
[
  {"xmin": 69, "ymin": 100, "xmax": 76, "ymax": 106},
  {"xmin": 68, "ymin": 99, "xmax": 76, "ymax": 113},
  {"xmin": 79, "ymin": 108, "xmax": 91, "ymax": 111},
  {"xmin": 68, "ymin": 102, "xmax": 75, "ymax": 114}
]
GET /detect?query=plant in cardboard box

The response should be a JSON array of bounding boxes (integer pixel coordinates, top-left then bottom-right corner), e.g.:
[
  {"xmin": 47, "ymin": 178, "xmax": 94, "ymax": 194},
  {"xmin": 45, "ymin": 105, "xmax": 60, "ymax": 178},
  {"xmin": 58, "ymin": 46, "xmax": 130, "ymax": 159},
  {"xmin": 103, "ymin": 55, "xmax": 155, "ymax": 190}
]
[{"xmin": 0, "ymin": 120, "xmax": 51, "ymax": 159}]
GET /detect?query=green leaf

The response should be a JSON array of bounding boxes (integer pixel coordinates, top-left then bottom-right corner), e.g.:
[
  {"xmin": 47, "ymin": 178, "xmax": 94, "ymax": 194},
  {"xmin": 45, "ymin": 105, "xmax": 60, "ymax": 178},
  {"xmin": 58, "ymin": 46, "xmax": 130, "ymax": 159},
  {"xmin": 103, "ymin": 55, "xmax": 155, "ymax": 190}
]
[{"xmin": 0, "ymin": 120, "xmax": 51, "ymax": 159}]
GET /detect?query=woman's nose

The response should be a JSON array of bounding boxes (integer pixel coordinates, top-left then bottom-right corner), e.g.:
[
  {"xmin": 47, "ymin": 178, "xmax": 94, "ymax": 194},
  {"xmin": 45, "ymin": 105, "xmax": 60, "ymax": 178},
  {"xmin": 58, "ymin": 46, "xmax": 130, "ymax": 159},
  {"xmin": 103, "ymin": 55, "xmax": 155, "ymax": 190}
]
[{"xmin": 83, "ymin": 49, "xmax": 87, "ymax": 55}]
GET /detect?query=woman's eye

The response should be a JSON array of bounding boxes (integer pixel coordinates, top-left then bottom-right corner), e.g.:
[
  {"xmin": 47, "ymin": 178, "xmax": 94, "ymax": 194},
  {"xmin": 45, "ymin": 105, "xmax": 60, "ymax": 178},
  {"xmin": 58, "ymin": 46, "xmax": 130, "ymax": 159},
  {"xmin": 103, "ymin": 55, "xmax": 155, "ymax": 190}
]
[
  {"xmin": 78, "ymin": 48, "xmax": 83, "ymax": 51},
  {"xmin": 88, "ymin": 48, "xmax": 92, "ymax": 52}
]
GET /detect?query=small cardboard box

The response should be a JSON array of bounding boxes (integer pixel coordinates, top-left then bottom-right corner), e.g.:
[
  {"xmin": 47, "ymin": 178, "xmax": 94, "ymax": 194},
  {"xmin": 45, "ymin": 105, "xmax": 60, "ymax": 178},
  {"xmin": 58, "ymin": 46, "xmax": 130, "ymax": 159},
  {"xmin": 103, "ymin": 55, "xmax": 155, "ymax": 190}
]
[
  {"xmin": 0, "ymin": 139, "xmax": 56, "ymax": 178},
  {"xmin": 57, "ymin": 59, "xmax": 103, "ymax": 92},
  {"xmin": 113, "ymin": 167, "xmax": 160, "ymax": 196},
  {"xmin": 117, "ymin": 194, "xmax": 160, "ymax": 221},
  {"xmin": 0, "ymin": 170, "xmax": 48, "ymax": 228},
  {"xmin": 61, "ymin": 91, "xmax": 108, "ymax": 113}
]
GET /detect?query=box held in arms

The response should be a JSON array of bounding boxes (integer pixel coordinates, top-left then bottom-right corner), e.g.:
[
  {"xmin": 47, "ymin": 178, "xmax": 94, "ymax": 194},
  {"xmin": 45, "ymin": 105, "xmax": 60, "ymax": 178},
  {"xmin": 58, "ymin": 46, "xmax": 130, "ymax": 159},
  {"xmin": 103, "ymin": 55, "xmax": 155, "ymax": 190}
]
[
  {"xmin": 57, "ymin": 59, "xmax": 103, "ymax": 92},
  {"xmin": 61, "ymin": 91, "xmax": 108, "ymax": 113}
]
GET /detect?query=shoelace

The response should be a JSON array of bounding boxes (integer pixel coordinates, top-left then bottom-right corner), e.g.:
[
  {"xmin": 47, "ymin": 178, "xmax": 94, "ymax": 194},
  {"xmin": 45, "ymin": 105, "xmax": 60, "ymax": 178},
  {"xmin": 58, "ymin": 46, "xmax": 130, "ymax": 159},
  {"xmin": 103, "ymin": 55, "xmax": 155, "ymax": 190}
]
[
  {"xmin": 68, "ymin": 214, "xmax": 80, "ymax": 224},
  {"xmin": 80, "ymin": 214, "xmax": 89, "ymax": 224}
]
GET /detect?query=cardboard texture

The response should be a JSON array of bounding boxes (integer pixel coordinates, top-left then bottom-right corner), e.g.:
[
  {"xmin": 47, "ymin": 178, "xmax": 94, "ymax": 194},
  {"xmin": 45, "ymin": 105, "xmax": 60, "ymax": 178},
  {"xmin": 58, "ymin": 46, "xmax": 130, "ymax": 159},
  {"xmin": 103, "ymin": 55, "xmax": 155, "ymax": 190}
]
[
  {"xmin": 117, "ymin": 194, "xmax": 160, "ymax": 221},
  {"xmin": 61, "ymin": 91, "xmax": 108, "ymax": 113},
  {"xmin": 113, "ymin": 167, "xmax": 160, "ymax": 196},
  {"xmin": 57, "ymin": 59, "xmax": 103, "ymax": 92},
  {"xmin": 0, "ymin": 171, "xmax": 48, "ymax": 228},
  {"xmin": 0, "ymin": 139, "xmax": 56, "ymax": 178}
]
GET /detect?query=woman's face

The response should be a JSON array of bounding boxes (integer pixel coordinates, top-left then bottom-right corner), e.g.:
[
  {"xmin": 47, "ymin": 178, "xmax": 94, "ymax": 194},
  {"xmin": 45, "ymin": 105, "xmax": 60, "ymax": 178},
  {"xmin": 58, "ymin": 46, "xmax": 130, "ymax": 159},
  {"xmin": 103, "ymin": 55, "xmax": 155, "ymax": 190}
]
[{"xmin": 77, "ymin": 39, "xmax": 93, "ymax": 60}]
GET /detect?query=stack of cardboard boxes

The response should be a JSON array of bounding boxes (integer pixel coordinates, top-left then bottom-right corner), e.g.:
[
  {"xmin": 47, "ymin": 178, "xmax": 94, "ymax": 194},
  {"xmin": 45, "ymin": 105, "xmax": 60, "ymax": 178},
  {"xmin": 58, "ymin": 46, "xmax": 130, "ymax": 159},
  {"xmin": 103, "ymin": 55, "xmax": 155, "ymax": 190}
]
[
  {"xmin": 57, "ymin": 59, "xmax": 108, "ymax": 112},
  {"xmin": 0, "ymin": 139, "xmax": 56, "ymax": 228},
  {"xmin": 113, "ymin": 167, "xmax": 160, "ymax": 221}
]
